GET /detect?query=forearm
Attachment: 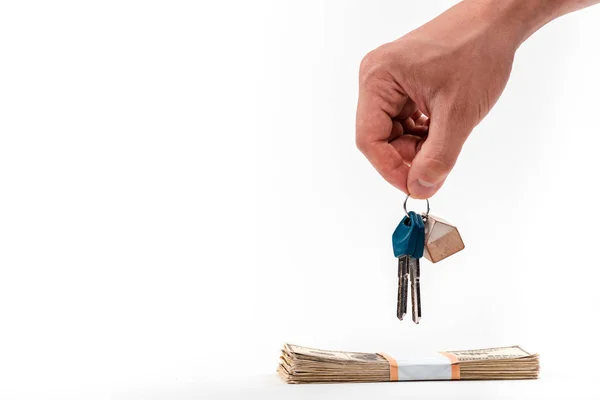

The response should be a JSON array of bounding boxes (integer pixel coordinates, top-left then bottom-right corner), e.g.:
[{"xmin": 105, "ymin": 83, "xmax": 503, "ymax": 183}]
[{"xmin": 464, "ymin": 0, "xmax": 600, "ymax": 49}]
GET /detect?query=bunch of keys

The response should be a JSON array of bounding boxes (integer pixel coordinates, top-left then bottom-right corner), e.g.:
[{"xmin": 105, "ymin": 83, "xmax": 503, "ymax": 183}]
[{"xmin": 392, "ymin": 196, "xmax": 464, "ymax": 323}]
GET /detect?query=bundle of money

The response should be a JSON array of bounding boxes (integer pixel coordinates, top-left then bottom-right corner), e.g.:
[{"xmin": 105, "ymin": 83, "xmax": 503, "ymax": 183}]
[{"xmin": 278, "ymin": 344, "xmax": 539, "ymax": 384}]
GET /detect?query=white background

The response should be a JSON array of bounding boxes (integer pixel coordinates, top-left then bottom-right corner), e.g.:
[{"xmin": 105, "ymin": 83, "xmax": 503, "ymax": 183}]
[{"xmin": 1, "ymin": 1, "xmax": 599, "ymax": 399}]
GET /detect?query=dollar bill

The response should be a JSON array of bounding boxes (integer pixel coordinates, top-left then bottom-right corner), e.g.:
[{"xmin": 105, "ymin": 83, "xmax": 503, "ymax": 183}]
[{"xmin": 278, "ymin": 343, "xmax": 539, "ymax": 384}]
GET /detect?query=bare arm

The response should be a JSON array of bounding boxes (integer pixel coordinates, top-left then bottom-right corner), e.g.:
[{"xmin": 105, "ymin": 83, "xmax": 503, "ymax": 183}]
[{"xmin": 356, "ymin": 0, "xmax": 600, "ymax": 198}]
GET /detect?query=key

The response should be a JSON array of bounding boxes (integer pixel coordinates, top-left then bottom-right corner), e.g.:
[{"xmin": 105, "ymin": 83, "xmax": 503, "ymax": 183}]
[
  {"xmin": 393, "ymin": 196, "xmax": 464, "ymax": 323},
  {"xmin": 397, "ymin": 255, "xmax": 409, "ymax": 320},
  {"xmin": 392, "ymin": 211, "xmax": 425, "ymax": 323},
  {"xmin": 409, "ymin": 256, "xmax": 421, "ymax": 323},
  {"xmin": 393, "ymin": 213, "xmax": 417, "ymax": 321},
  {"xmin": 409, "ymin": 213, "xmax": 425, "ymax": 324}
]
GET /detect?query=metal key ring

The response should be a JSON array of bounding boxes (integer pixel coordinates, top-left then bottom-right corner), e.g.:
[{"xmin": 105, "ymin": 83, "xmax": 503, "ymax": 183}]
[{"xmin": 403, "ymin": 195, "xmax": 430, "ymax": 219}]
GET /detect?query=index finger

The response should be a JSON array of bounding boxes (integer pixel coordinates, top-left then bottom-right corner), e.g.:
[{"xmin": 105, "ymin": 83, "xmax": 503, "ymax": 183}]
[{"xmin": 356, "ymin": 90, "xmax": 410, "ymax": 192}]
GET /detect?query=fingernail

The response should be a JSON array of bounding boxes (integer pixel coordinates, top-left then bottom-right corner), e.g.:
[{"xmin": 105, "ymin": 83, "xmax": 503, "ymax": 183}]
[{"xmin": 409, "ymin": 179, "xmax": 440, "ymax": 199}]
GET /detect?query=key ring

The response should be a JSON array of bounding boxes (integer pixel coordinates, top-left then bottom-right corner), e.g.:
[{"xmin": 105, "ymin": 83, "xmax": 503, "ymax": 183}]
[{"xmin": 403, "ymin": 195, "xmax": 430, "ymax": 220}]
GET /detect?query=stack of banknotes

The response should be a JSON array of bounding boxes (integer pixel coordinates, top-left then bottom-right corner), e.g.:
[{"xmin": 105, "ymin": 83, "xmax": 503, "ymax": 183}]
[{"xmin": 278, "ymin": 343, "xmax": 539, "ymax": 383}]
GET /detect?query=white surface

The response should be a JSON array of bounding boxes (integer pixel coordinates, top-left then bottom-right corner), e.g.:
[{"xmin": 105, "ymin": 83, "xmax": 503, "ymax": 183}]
[
  {"xmin": 127, "ymin": 374, "xmax": 600, "ymax": 400},
  {"xmin": 1, "ymin": 1, "xmax": 600, "ymax": 399}
]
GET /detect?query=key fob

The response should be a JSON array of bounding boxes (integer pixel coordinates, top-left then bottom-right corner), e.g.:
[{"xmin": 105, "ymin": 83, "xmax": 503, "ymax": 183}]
[
  {"xmin": 392, "ymin": 211, "xmax": 425, "ymax": 258},
  {"xmin": 422, "ymin": 215, "xmax": 465, "ymax": 263}
]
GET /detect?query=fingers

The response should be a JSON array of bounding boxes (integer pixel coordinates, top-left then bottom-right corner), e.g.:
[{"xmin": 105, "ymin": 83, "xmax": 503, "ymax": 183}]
[
  {"xmin": 410, "ymin": 109, "xmax": 423, "ymax": 122},
  {"xmin": 412, "ymin": 111, "xmax": 430, "ymax": 127},
  {"xmin": 356, "ymin": 86, "xmax": 411, "ymax": 191},
  {"xmin": 389, "ymin": 134, "xmax": 422, "ymax": 164},
  {"xmin": 357, "ymin": 74, "xmax": 466, "ymax": 199},
  {"xmin": 389, "ymin": 114, "xmax": 428, "ymax": 142},
  {"xmin": 356, "ymin": 106, "xmax": 410, "ymax": 191},
  {"xmin": 400, "ymin": 116, "xmax": 428, "ymax": 137},
  {"xmin": 406, "ymin": 109, "xmax": 470, "ymax": 199},
  {"xmin": 397, "ymin": 99, "xmax": 418, "ymax": 120}
]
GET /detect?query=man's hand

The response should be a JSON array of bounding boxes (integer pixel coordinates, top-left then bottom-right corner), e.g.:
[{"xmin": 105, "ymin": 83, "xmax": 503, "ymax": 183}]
[{"xmin": 356, "ymin": 0, "xmax": 592, "ymax": 198}]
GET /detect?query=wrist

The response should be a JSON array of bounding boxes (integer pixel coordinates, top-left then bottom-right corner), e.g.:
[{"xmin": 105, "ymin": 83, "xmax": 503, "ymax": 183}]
[{"xmin": 463, "ymin": 0, "xmax": 569, "ymax": 49}]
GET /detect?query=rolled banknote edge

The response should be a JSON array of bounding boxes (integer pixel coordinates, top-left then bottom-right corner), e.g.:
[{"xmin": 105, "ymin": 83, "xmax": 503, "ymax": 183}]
[{"xmin": 280, "ymin": 344, "xmax": 539, "ymax": 383}]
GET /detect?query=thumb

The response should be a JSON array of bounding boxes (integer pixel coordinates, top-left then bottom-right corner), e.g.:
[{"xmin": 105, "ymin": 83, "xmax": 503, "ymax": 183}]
[{"xmin": 407, "ymin": 109, "xmax": 471, "ymax": 199}]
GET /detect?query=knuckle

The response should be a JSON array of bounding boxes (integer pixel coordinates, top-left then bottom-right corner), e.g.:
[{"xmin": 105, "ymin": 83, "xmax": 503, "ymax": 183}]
[
  {"xmin": 355, "ymin": 134, "xmax": 369, "ymax": 154},
  {"xmin": 359, "ymin": 46, "xmax": 394, "ymax": 86},
  {"xmin": 359, "ymin": 49, "xmax": 381, "ymax": 77}
]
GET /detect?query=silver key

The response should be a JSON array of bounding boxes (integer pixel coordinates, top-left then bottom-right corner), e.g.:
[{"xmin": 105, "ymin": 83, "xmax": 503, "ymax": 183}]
[
  {"xmin": 397, "ymin": 255, "xmax": 409, "ymax": 320},
  {"xmin": 409, "ymin": 256, "xmax": 422, "ymax": 324}
]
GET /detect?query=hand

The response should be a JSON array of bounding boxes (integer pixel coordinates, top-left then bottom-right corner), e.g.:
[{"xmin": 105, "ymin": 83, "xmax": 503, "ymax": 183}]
[{"xmin": 356, "ymin": 0, "xmax": 568, "ymax": 198}]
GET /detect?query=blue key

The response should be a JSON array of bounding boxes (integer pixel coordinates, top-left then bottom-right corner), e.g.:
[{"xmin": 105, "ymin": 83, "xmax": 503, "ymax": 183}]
[
  {"xmin": 392, "ymin": 211, "xmax": 425, "ymax": 323},
  {"xmin": 392, "ymin": 211, "xmax": 425, "ymax": 258}
]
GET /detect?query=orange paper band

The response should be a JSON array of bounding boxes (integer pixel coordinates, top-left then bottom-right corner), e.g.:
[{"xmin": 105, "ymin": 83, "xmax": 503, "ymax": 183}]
[
  {"xmin": 377, "ymin": 351, "xmax": 461, "ymax": 381},
  {"xmin": 439, "ymin": 352, "xmax": 461, "ymax": 380},
  {"xmin": 377, "ymin": 352, "xmax": 398, "ymax": 381}
]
